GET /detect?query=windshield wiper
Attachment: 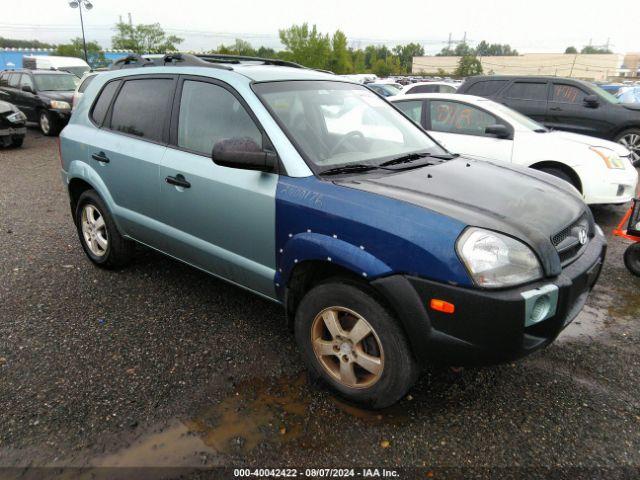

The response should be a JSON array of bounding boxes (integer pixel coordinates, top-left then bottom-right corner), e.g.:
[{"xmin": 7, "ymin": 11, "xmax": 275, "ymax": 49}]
[
  {"xmin": 379, "ymin": 152, "xmax": 458, "ymax": 167},
  {"xmin": 320, "ymin": 164, "xmax": 380, "ymax": 176}
]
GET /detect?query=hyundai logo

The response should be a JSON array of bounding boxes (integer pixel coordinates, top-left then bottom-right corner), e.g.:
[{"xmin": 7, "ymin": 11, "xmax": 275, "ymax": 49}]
[{"xmin": 578, "ymin": 227, "xmax": 588, "ymax": 245}]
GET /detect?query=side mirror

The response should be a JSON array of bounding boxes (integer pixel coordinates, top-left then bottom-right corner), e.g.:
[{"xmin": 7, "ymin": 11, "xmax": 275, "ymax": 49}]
[
  {"xmin": 584, "ymin": 95, "xmax": 599, "ymax": 108},
  {"xmin": 22, "ymin": 85, "xmax": 33, "ymax": 93},
  {"xmin": 212, "ymin": 137, "xmax": 277, "ymax": 172},
  {"xmin": 484, "ymin": 124, "xmax": 511, "ymax": 139}
]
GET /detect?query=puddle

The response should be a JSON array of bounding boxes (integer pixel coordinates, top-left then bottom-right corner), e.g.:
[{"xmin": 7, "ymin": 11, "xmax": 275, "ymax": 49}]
[
  {"xmin": 92, "ymin": 373, "xmax": 410, "ymax": 467},
  {"xmin": 558, "ymin": 303, "xmax": 609, "ymax": 341}
]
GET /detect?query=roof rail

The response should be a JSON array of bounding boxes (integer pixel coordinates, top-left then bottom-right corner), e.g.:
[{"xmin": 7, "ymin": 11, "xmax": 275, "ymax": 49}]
[
  {"xmin": 108, "ymin": 53, "xmax": 233, "ymax": 71},
  {"xmin": 195, "ymin": 53, "xmax": 305, "ymax": 69}
]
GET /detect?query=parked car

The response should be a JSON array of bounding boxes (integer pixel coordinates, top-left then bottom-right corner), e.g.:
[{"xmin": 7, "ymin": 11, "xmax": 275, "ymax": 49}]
[
  {"xmin": 390, "ymin": 93, "xmax": 638, "ymax": 205},
  {"xmin": 61, "ymin": 53, "xmax": 606, "ymax": 408},
  {"xmin": 401, "ymin": 81, "xmax": 458, "ymax": 95},
  {"xmin": 367, "ymin": 82, "xmax": 402, "ymax": 97},
  {"xmin": 22, "ymin": 55, "xmax": 90, "ymax": 78},
  {"xmin": 0, "ymin": 100, "xmax": 27, "ymax": 147},
  {"xmin": 457, "ymin": 75, "xmax": 640, "ymax": 165},
  {"xmin": 0, "ymin": 69, "xmax": 78, "ymax": 135},
  {"xmin": 617, "ymin": 87, "xmax": 640, "ymax": 104},
  {"xmin": 72, "ymin": 71, "xmax": 99, "ymax": 110}
]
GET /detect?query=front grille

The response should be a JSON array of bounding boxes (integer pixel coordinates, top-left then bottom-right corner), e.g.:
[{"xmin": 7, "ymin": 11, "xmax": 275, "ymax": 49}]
[{"xmin": 551, "ymin": 215, "xmax": 591, "ymax": 265}]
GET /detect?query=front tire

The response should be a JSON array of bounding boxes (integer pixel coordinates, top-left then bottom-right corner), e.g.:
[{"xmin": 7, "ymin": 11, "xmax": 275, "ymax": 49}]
[
  {"xmin": 295, "ymin": 280, "xmax": 418, "ymax": 408},
  {"xmin": 39, "ymin": 111, "xmax": 61, "ymax": 136},
  {"xmin": 615, "ymin": 129, "xmax": 640, "ymax": 166},
  {"xmin": 624, "ymin": 243, "xmax": 640, "ymax": 277},
  {"xmin": 75, "ymin": 190, "xmax": 134, "ymax": 269}
]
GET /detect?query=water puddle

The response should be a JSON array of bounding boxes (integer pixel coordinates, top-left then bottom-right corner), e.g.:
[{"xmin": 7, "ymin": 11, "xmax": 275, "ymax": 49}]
[{"xmin": 92, "ymin": 373, "xmax": 409, "ymax": 467}]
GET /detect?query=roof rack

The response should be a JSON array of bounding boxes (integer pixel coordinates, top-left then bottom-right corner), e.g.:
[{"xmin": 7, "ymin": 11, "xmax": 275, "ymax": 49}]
[
  {"xmin": 194, "ymin": 53, "xmax": 305, "ymax": 69},
  {"xmin": 108, "ymin": 53, "xmax": 233, "ymax": 71}
]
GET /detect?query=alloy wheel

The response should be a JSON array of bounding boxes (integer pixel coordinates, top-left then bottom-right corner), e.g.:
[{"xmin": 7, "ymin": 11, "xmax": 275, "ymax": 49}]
[
  {"xmin": 40, "ymin": 113, "xmax": 50, "ymax": 135},
  {"xmin": 310, "ymin": 306, "xmax": 384, "ymax": 389},
  {"xmin": 619, "ymin": 133, "xmax": 640, "ymax": 164},
  {"xmin": 81, "ymin": 204, "xmax": 108, "ymax": 257}
]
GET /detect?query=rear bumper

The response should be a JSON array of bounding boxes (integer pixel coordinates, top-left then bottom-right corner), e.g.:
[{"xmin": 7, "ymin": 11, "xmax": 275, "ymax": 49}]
[{"xmin": 372, "ymin": 230, "xmax": 607, "ymax": 366}]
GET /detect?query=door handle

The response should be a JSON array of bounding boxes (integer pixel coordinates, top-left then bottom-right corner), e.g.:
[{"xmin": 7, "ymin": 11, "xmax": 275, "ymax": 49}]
[
  {"xmin": 165, "ymin": 174, "xmax": 191, "ymax": 189},
  {"xmin": 549, "ymin": 107, "xmax": 562, "ymax": 112},
  {"xmin": 91, "ymin": 151, "xmax": 110, "ymax": 163}
]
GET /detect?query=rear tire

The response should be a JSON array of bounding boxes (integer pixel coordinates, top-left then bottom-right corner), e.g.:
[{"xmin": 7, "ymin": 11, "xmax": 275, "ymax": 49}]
[
  {"xmin": 75, "ymin": 190, "xmax": 134, "ymax": 269},
  {"xmin": 294, "ymin": 280, "xmax": 418, "ymax": 408},
  {"xmin": 39, "ymin": 110, "xmax": 61, "ymax": 136},
  {"xmin": 624, "ymin": 243, "xmax": 640, "ymax": 277},
  {"xmin": 614, "ymin": 128, "xmax": 640, "ymax": 167}
]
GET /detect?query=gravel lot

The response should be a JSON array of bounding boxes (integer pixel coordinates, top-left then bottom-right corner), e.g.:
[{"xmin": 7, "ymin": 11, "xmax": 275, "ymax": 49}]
[{"xmin": 0, "ymin": 130, "xmax": 639, "ymax": 475}]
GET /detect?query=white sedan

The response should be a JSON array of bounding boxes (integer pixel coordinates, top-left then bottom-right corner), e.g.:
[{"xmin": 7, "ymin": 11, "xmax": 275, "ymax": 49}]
[
  {"xmin": 389, "ymin": 93, "xmax": 639, "ymax": 205},
  {"xmin": 400, "ymin": 82, "xmax": 458, "ymax": 95}
]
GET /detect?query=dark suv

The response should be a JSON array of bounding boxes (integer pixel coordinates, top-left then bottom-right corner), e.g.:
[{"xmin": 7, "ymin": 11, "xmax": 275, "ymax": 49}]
[
  {"xmin": 458, "ymin": 75, "xmax": 640, "ymax": 165},
  {"xmin": 0, "ymin": 69, "xmax": 78, "ymax": 136}
]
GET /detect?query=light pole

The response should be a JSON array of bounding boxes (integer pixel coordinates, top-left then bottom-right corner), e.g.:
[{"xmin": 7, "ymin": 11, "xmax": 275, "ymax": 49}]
[{"xmin": 68, "ymin": 0, "xmax": 93, "ymax": 63}]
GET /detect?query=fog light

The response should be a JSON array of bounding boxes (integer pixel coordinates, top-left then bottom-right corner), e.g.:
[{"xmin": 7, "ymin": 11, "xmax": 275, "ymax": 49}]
[
  {"xmin": 530, "ymin": 295, "xmax": 551, "ymax": 324},
  {"xmin": 616, "ymin": 185, "xmax": 625, "ymax": 197},
  {"xmin": 521, "ymin": 284, "xmax": 558, "ymax": 327}
]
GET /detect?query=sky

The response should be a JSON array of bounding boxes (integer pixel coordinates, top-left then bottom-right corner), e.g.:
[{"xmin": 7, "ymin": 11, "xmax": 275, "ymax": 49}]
[{"xmin": 0, "ymin": 0, "xmax": 637, "ymax": 54}]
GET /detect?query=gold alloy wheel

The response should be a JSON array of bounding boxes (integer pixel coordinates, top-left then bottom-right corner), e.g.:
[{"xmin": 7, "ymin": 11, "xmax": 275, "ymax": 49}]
[{"xmin": 310, "ymin": 306, "xmax": 384, "ymax": 389}]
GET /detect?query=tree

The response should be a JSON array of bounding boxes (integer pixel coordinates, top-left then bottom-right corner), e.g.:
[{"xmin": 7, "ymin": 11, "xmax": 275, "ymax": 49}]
[
  {"xmin": 371, "ymin": 56, "xmax": 401, "ymax": 77},
  {"xmin": 278, "ymin": 23, "xmax": 331, "ymax": 69},
  {"xmin": 329, "ymin": 30, "xmax": 352, "ymax": 74},
  {"xmin": 215, "ymin": 39, "xmax": 257, "ymax": 56},
  {"xmin": 112, "ymin": 22, "xmax": 183, "ymax": 54},
  {"xmin": 0, "ymin": 37, "xmax": 55, "ymax": 49},
  {"xmin": 581, "ymin": 45, "xmax": 612, "ymax": 54},
  {"xmin": 53, "ymin": 37, "xmax": 107, "ymax": 68},
  {"xmin": 455, "ymin": 55, "xmax": 483, "ymax": 77},
  {"xmin": 393, "ymin": 42, "xmax": 424, "ymax": 72},
  {"xmin": 565, "ymin": 46, "xmax": 578, "ymax": 54}
]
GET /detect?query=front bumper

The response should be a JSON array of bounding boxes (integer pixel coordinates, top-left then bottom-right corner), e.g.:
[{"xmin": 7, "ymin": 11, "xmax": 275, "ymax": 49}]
[
  {"xmin": 577, "ymin": 163, "xmax": 638, "ymax": 205},
  {"xmin": 372, "ymin": 229, "xmax": 607, "ymax": 366},
  {"xmin": 0, "ymin": 125, "xmax": 26, "ymax": 137}
]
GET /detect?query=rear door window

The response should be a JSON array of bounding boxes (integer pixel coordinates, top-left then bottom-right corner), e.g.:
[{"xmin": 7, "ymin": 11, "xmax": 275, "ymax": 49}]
[
  {"xmin": 407, "ymin": 84, "xmax": 438, "ymax": 94},
  {"xmin": 78, "ymin": 74, "xmax": 96, "ymax": 93},
  {"xmin": 504, "ymin": 82, "xmax": 548, "ymax": 101},
  {"xmin": 429, "ymin": 100, "xmax": 499, "ymax": 136},
  {"xmin": 109, "ymin": 78, "xmax": 174, "ymax": 142},
  {"xmin": 91, "ymin": 80, "xmax": 120, "ymax": 126},
  {"xmin": 8, "ymin": 73, "xmax": 20, "ymax": 88},
  {"xmin": 19, "ymin": 74, "xmax": 34, "ymax": 90},
  {"xmin": 551, "ymin": 84, "xmax": 588, "ymax": 104}
]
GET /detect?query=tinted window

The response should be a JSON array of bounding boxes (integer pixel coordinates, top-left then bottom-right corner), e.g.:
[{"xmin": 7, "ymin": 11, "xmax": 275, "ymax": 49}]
[
  {"xmin": 8, "ymin": 73, "xmax": 20, "ymax": 88},
  {"xmin": 439, "ymin": 85, "xmax": 457, "ymax": 93},
  {"xmin": 91, "ymin": 80, "xmax": 120, "ymax": 126},
  {"xmin": 394, "ymin": 100, "xmax": 423, "ymax": 125},
  {"xmin": 110, "ymin": 79, "xmax": 173, "ymax": 142},
  {"xmin": 33, "ymin": 74, "xmax": 78, "ymax": 91},
  {"xmin": 177, "ymin": 80, "xmax": 262, "ymax": 156},
  {"xmin": 0, "ymin": 72, "xmax": 8, "ymax": 87},
  {"xmin": 552, "ymin": 84, "xmax": 587, "ymax": 104},
  {"xmin": 430, "ymin": 100, "xmax": 498, "ymax": 136},
  {"xmin": 78, "ymin": 74, "xmax": 96, "ymax": 93},
  {"xmin": 466, "ymin": 80, "xmax": 508, "ymax": 96},
  {"xmin": 505, "ymin": 82, "xmax": 547, "ymax": 100},
  {"xmin": 20, "ymin": 74, "xmax": 34, "ymax": 90},
  {"xmin": 407, "ymin": 84, "xmax": 438, "ymax": 94}
]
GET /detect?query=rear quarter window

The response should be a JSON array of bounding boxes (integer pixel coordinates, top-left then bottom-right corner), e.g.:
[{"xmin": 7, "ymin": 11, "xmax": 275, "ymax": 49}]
[
  {"xmin": 78, "ymin": 75, "xmax": 96, "ymax": 93},
  {"xmin": 505, "ymin": 82, "xmax": 548, "ymax": 101},
  {"xmin": 90, "ymin": 80, "xmax": 120, "ymax": 126},
  {"xmin": 465, "ymin": 80, "xmax": 508, "ymax": 97}
]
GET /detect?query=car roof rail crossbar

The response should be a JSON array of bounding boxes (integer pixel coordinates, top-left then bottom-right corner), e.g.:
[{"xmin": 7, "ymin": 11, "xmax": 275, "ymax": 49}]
[
  {"xmin": 109, "ymin": 52, "xmax": 233, "ymax": 71},
  {"xmin": 195, "ymin": 53, "xmax": 306, "ymax": 69}
]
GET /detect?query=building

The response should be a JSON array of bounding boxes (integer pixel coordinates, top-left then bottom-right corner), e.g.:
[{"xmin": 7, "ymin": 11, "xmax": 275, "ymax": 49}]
[
  {"xmin": 619, "ymin": 53, "xmax": 640, "ymax": 78},
  {"xmin": 0, "ymin": 48, "xmax": 133, "ymax": 70},
  {"xmin": 412, "ymin": 53, "xmax": 628, "ymax": 81}
]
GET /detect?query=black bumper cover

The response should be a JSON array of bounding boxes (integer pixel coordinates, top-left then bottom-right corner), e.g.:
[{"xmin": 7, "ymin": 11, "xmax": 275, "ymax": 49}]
[{"xmin": 372, "ymin": 231, "xmax": 607, "ymax": 366}]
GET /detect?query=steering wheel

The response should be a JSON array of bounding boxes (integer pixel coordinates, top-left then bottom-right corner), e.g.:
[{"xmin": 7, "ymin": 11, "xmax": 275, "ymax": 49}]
[{"xmin": 329, "ymin": 131, "xmax": 366, "ymax": 156}]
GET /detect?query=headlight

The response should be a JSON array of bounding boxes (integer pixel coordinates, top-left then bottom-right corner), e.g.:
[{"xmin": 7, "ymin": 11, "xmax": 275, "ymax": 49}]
[
  {"xmin": 590, "ymin": 146, "xmax": 625, "ymax": 169},
  {"xmin": 50, "ymin": 100, "xmax": 71, "ymax": 110},
  {"xmin": 6, "ymin": 111, "xmax": 26, "ymax": 123},
  {"xmin": 456, "ymin": 228, "xmax": 542, "ymax": 288}
]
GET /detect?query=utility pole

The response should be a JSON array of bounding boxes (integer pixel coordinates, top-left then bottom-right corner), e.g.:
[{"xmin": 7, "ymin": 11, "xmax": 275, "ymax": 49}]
[{"xmin": 68, "ymin": 0, "xmax": 93, "ymax": 63}]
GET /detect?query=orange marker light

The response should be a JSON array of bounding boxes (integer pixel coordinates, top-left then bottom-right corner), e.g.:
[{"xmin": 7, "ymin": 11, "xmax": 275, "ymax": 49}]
[{"xmin": 430, "ymin": 299, "xmax": 455, "ymax": 314}]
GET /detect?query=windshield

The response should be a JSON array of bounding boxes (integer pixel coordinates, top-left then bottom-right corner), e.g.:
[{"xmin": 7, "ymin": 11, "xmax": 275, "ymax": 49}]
[
  {"xmin": 591, "ymin": 84, "xmax": 621, "ymax": 104},
  {"xmin": 34, "ymin": 74, "xmax": 78, "ymax": 91},
  {"xmin": 487, "ymin": 101, "xmax": 548, "ymax": 131},
  {"xmin": 254, "ymin": 81, "xmax": 444, "ymax": 171},
  {"xmin": 62, "ymin": 66, "xmax": 90, "ymax": 78},
  {"xmin": 618, "ymin": 87, "xmax": 640, "ymax": 104}
]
